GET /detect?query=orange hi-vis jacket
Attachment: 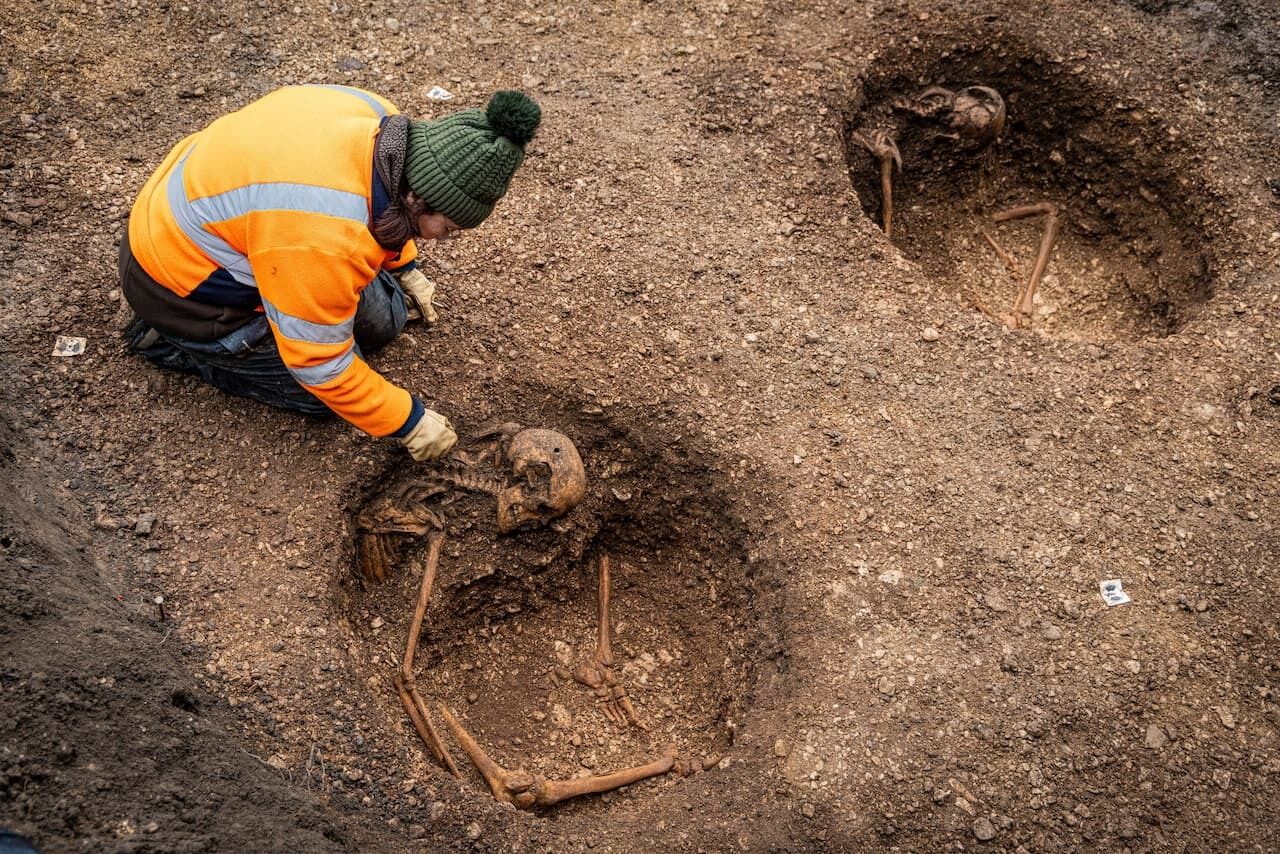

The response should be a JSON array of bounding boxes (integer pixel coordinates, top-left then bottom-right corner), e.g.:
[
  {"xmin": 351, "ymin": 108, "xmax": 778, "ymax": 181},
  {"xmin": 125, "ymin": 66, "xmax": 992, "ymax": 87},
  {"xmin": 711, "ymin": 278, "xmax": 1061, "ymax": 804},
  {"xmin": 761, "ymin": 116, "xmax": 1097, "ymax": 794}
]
[{"xmin": 128, "ymin": 85, "xmax": 422, "ymax": 438}]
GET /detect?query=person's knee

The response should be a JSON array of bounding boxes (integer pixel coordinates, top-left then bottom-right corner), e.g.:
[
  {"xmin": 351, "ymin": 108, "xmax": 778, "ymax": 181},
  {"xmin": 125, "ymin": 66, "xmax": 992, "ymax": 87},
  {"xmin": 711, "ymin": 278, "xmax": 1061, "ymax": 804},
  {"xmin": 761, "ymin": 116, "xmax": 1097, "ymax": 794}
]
[{"xmin": 353, "ymin": 271, "xmax": 408, "ymax": 354}]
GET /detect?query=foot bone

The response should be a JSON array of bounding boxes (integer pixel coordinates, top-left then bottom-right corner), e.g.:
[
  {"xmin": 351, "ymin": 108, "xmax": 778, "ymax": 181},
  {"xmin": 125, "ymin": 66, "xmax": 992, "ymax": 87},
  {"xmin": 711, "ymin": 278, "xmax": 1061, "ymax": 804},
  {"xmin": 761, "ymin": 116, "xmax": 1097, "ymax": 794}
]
[
  {"xmin": 438, "ymin": 704, "xmax": 676, "ymax": 809},
  {"xmin": 572, "ymin": 554, "xmax": 647, "ymax": 730}
]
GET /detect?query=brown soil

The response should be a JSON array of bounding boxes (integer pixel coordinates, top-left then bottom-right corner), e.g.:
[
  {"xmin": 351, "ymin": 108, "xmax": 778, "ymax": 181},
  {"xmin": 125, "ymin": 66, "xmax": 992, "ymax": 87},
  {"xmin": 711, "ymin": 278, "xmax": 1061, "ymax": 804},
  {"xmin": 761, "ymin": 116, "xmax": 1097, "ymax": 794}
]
[{"xmin": 2, "ymin": 0, "xmax": 1279, "ymax": 851}]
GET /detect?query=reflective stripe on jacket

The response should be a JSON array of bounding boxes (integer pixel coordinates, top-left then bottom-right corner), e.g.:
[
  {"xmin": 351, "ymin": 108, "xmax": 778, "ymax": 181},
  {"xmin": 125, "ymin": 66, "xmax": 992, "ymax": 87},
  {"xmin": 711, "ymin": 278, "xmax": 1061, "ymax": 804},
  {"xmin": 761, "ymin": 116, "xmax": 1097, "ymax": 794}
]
[{"xmin": 127, "ymin": 85, "xmax": 420, "ymax": 437}]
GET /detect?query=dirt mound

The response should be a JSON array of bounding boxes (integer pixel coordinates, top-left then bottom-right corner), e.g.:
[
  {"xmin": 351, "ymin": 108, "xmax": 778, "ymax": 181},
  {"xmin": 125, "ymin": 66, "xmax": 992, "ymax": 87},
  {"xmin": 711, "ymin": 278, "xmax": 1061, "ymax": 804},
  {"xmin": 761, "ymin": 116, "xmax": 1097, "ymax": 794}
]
[{"xmin": 0, "ymin": 415, "xmax": 392, "ymax": 851}]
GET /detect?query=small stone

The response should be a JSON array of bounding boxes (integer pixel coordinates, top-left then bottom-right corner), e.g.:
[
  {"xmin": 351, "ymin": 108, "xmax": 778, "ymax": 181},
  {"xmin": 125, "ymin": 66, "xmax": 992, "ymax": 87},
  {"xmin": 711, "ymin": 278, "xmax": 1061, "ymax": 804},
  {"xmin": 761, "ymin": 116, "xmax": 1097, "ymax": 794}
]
[
  {"xmin": 370, "ymin": 617, "xmax": 383, "ymax": 629},
  {"xmin": 134, "ymin": 512, "xmax": 157, "ymax": 537},
  {"xmin": 1144, "ymin": 724, "xmax": 1167, "ymax": 749},
  {"xmin": 877, "ymin": 676, "xmax": 896, "ymax": 697},
  {"xmin": 801, "ymin": 803, "xmax": 815, "ymax": 818},
  {"xmin": 270, "ymin": 640, "xmax": 285, "ymax": 653},
  {"xmin": 384, "ymin": 16, "xmax": 400, "ymax": 32},
  {"xmin": 1124, "ymin": 659, "xmax": 1141, "ymax": 674},
  {"xmin": 553, "ymin": 640, "xmax": 574, "ymax": 665},
  {"xmin": 973, "ymin": 816, "xmax": 996, "ymax": 841},
  {"xmin": 860, "ymin": 364, "xmax": 880, "ymax": 380},
  {"xmin": 921, "ymin": 326, "xmax": 940, "ymax": 342},
  {"xmin": 466, "ymin": 822, "xmax": 481, "ymax": 840},
  {"xmin": 143, "ymin": 821, "xmax": 159, "ymax": 834},
  {"xmin": 408, "ymin": 824, "xmax": 427, "ymax": 839},
  {"xmin": 336, "ymin": 56, "xmax": 365, "ymax": 71},
  {"xmin": 773, "ymin": 738, "xmax": 790, "ymax": 758},
  {"xmin": 467, "ymin": 693, "xmax": 478, "ymax": 704},
  {"xmin": 1215, "ymin": 706, "xmax": 1235, "ymax": 729},
  {"xmin": 429, "ymin": 801, "xmax": 445, "ymax": 821},
  {"xmin": 1042, "ymin": 624, "xmax": 1063, "ymax": 641},
  {"xmin": 1213, "ymin": 769, "xmax": 1231, "ymax": 789},
  {"xmin": 343, "ymin": 767, "xmax": 364, "ymax": 782}
]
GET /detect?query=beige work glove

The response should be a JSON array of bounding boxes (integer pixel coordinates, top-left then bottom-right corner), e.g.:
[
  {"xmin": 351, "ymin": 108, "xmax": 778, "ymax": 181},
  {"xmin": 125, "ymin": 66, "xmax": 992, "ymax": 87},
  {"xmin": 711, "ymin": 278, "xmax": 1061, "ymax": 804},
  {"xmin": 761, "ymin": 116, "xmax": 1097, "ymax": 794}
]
[
  {"xmin": 399, "ymin": 409, "xmax": 457, "ymax": 461},
  {"xmin": 397, "ymin": 267, "xmax": 438, "ymax": 324}
]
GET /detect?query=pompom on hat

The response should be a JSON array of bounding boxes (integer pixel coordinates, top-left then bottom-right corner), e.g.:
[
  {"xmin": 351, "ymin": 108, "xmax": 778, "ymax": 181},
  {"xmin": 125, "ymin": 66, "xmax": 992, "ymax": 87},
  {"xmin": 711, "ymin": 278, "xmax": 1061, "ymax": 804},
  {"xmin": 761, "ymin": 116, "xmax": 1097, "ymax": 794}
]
[{"xmin": 404, "ymin": 90, "xmax": 541, "ymax": 229}]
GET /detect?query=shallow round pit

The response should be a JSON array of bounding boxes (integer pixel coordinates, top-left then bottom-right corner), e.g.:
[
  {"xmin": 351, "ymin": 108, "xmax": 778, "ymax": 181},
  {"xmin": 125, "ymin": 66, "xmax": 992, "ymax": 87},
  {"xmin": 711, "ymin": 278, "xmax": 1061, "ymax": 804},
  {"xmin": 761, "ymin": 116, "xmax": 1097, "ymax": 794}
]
[
  {"xmin": 844, "ymin": 37, "xmax": 1220, "ymax": 339},
  {"xmin": 341, "ymin": 406, "xmax": 769, "ymax": 810}
]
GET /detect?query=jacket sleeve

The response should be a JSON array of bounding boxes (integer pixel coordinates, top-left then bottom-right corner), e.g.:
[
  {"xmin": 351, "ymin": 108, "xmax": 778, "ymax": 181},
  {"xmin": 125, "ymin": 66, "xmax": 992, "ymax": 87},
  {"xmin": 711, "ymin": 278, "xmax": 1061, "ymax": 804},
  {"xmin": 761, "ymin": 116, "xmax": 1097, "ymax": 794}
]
[
  {"xmin": 251, "ymin": 245, "xmax": 417, "ymax": 437},
  {"xmin": 385, "ymin": 238, "xmax": 418, "ymax": 273}
]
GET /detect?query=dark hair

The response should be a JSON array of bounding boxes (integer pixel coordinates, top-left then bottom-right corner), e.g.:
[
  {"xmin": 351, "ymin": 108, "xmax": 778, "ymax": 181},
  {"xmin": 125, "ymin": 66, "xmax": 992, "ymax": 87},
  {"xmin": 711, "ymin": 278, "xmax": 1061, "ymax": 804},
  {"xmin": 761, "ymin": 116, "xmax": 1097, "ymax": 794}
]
[{"xmin": 372, "ymin": 186, "xmax": 430, "ymax": 250}]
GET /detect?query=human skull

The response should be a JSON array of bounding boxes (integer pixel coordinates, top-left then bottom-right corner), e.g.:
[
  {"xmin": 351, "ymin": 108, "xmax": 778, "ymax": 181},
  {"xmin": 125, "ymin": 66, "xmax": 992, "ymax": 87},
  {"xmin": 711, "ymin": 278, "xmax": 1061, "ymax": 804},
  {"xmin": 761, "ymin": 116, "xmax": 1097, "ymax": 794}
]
[
  {"xmin": 948, "ymin": 85, "xmax": 1006, "ymax": 145},
  {"xmin": 496, "ymin": 429, "xmax": 587, "ymax": 533}
]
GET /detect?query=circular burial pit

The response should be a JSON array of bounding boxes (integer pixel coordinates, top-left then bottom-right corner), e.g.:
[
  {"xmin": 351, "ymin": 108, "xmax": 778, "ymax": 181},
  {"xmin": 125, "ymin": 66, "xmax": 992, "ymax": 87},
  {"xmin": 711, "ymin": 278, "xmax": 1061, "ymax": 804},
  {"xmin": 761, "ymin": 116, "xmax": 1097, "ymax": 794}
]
[
  {"xmin": 843, "ymin": 39, "xmax": 1220, "ymax": 339},
  {"xmin": 340, "ymin": 409, "xmax": 772, "ymax": 810}
]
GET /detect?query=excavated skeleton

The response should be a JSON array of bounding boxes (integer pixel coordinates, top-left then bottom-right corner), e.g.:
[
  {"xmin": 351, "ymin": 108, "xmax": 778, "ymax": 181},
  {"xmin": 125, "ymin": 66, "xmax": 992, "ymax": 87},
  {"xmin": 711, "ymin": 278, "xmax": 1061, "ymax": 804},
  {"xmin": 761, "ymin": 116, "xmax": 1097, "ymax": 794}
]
[
  {"xmin": 849, "ymin": 83, "xmax": 1062, "ymax": 329},
  {"xmin": 352, "ymin": 425, "xmax": 688, "ymax": 808},
  {"xmin": 849, "ymin": 83, "xmax": 1007, "ymax": 240}
]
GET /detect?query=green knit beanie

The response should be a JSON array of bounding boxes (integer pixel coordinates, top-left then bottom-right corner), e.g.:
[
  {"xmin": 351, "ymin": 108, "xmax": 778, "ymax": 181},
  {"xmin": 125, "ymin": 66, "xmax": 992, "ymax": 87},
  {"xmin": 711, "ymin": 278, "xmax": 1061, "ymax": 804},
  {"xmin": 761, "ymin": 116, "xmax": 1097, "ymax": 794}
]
[{"xmin": 404, "ymin": 91, "xmax": 541, "ymax": 229}]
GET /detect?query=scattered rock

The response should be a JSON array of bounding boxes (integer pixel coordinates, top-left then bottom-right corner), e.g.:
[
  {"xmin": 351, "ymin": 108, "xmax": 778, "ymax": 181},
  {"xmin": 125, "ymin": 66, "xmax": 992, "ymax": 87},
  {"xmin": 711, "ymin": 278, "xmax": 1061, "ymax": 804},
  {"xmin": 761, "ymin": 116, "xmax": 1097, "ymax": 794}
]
[
  {"xmin": 134, "ymin": 512, "xmax": 157, "ymax": 537},
  {"xmin": 877, "ymin": 676, "xmax": 896, "ymax": 697},
  {"xmin": 1215, "ymin": 706, "xmax": 1236, "ymax": 729},
  {"xmin": 336, "ymin": 56, "xmax": 365, "ymax": 71},
  {"xmin": 1042, "ymin": 623, "xmax": 1063, "ymax": 641},
  {"xmin": 801, "ymin": 803, "xmax": 815, "ymax": 818},
  {"xmin": 1144, "ymin": 724, "xmax": 1167, "ymax": 750},
  {"xmin": 973, "ymin": 816, "xmax": 996, "ymax": 841},
  {"xmin": 921, "ymin": 326, "xmax": 940, "ymax": 342},
  {"xmin": 773, "ymin": 738, "xmax": 790, "ymax": 758},
  {"xmin": 466, "ymin": 822, "xmax": 481, "ymax": 840}
]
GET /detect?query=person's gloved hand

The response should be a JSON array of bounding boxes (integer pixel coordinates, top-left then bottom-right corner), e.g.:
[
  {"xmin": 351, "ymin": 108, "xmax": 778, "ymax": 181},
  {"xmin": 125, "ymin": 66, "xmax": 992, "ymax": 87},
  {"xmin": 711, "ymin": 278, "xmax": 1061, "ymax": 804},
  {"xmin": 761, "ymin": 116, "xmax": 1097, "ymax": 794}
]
[
  {"xmin": 397, "ymin": 267, "xmax": 438, "ymax": 324},
  {"xmin": 400, "ymin": 409, "xmax": 457, "ymax": 461}
]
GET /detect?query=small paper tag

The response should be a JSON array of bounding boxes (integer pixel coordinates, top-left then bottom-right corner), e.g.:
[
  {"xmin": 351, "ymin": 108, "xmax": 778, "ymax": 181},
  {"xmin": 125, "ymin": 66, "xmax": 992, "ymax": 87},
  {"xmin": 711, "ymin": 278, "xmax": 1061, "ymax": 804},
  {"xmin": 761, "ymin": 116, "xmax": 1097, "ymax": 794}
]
[
  {"xmin": 1099, "ymin": 579, "xmax": 1131, "ymax": 607},
  {"xmin": 426, "ymin": 86, "xmax": 454, "ymax": 101},
  {"xmin": 53, "ymin": 336, "xmax": 86, "ymax": 357}
]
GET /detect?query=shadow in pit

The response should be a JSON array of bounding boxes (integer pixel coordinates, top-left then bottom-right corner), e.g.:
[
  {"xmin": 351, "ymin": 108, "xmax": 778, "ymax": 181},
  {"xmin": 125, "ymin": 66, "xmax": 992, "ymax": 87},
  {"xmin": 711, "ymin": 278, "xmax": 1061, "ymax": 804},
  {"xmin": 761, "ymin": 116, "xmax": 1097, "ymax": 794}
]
[
  {"xmin": 335, "ymin": 390, "xmax": 784, "ymax": 811},
  {"xmin": 842, "ymin": 33, "xmax": 1225, "ymax": 340}
]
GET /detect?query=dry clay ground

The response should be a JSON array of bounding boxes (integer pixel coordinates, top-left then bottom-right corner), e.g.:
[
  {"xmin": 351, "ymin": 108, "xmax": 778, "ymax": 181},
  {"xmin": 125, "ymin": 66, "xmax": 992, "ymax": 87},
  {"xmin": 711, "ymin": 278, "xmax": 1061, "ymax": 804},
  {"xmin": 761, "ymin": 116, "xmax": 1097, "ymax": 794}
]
[{"xmin": 2, "ymin": 0, "xmax": 1280, "ymax": 850}]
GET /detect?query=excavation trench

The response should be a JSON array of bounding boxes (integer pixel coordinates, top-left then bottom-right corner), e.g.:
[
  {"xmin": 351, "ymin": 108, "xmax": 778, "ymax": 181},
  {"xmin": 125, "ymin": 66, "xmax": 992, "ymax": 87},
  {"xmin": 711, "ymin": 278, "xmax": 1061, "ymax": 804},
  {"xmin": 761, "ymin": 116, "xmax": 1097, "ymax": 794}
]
[
  {"xmin": 844, "ymin": 36, "xmax": 1222, "ymax": 339},
  {"xmin": 338, "ymin": 402, "xmax": 774, "ymax": 810}
]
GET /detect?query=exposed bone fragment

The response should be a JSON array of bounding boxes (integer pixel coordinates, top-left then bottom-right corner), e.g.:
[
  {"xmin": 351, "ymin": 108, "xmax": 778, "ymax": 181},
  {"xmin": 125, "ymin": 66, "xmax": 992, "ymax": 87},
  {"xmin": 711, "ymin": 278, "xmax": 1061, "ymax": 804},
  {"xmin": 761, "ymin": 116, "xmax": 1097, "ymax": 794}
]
[
  {"xmin": 993, "ymin": 202, "xmax": 1062, "ymax": 327},
  {"xmin": 850, "ymin": 129, "xmax": 901, "ymax": 239},
  {"xmin": 393, "ymin": 532, "xmax": 460, "ymax": 777},
  {"xmin": 439, "ymin": 704, "xmax": 677, "ymax": 809},
  {"xmin": 573, "ymin": 554, "xmax": 647, "ymax": 730}
]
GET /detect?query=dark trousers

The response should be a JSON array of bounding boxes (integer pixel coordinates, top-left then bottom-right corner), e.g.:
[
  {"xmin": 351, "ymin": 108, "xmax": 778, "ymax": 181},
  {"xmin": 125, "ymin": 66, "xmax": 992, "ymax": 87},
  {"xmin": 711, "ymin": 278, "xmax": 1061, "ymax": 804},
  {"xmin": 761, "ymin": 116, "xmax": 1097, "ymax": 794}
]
[{"xmin": 126, "ymin": 273, "xmax": 408, "ymax": 418}]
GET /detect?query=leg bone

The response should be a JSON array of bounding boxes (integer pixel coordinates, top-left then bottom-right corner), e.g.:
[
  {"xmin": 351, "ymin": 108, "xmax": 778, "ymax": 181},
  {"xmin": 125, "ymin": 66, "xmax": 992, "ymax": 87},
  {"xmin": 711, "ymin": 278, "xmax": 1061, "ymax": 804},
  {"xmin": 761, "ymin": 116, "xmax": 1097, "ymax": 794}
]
[
  {"xmin": 573, "ymin": 554, "xmax": 646, "ymax": 729},
  {"xmin": 992, "ymin": 202, "xmax": 1062, "ymax": 327},
  {"xmin": 438, "ymin": 704, "xmax": 676, "ymax": 810},
  {"xmin": 395, "ymin": 532, "xmax": 460, "ymax": 777}
]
